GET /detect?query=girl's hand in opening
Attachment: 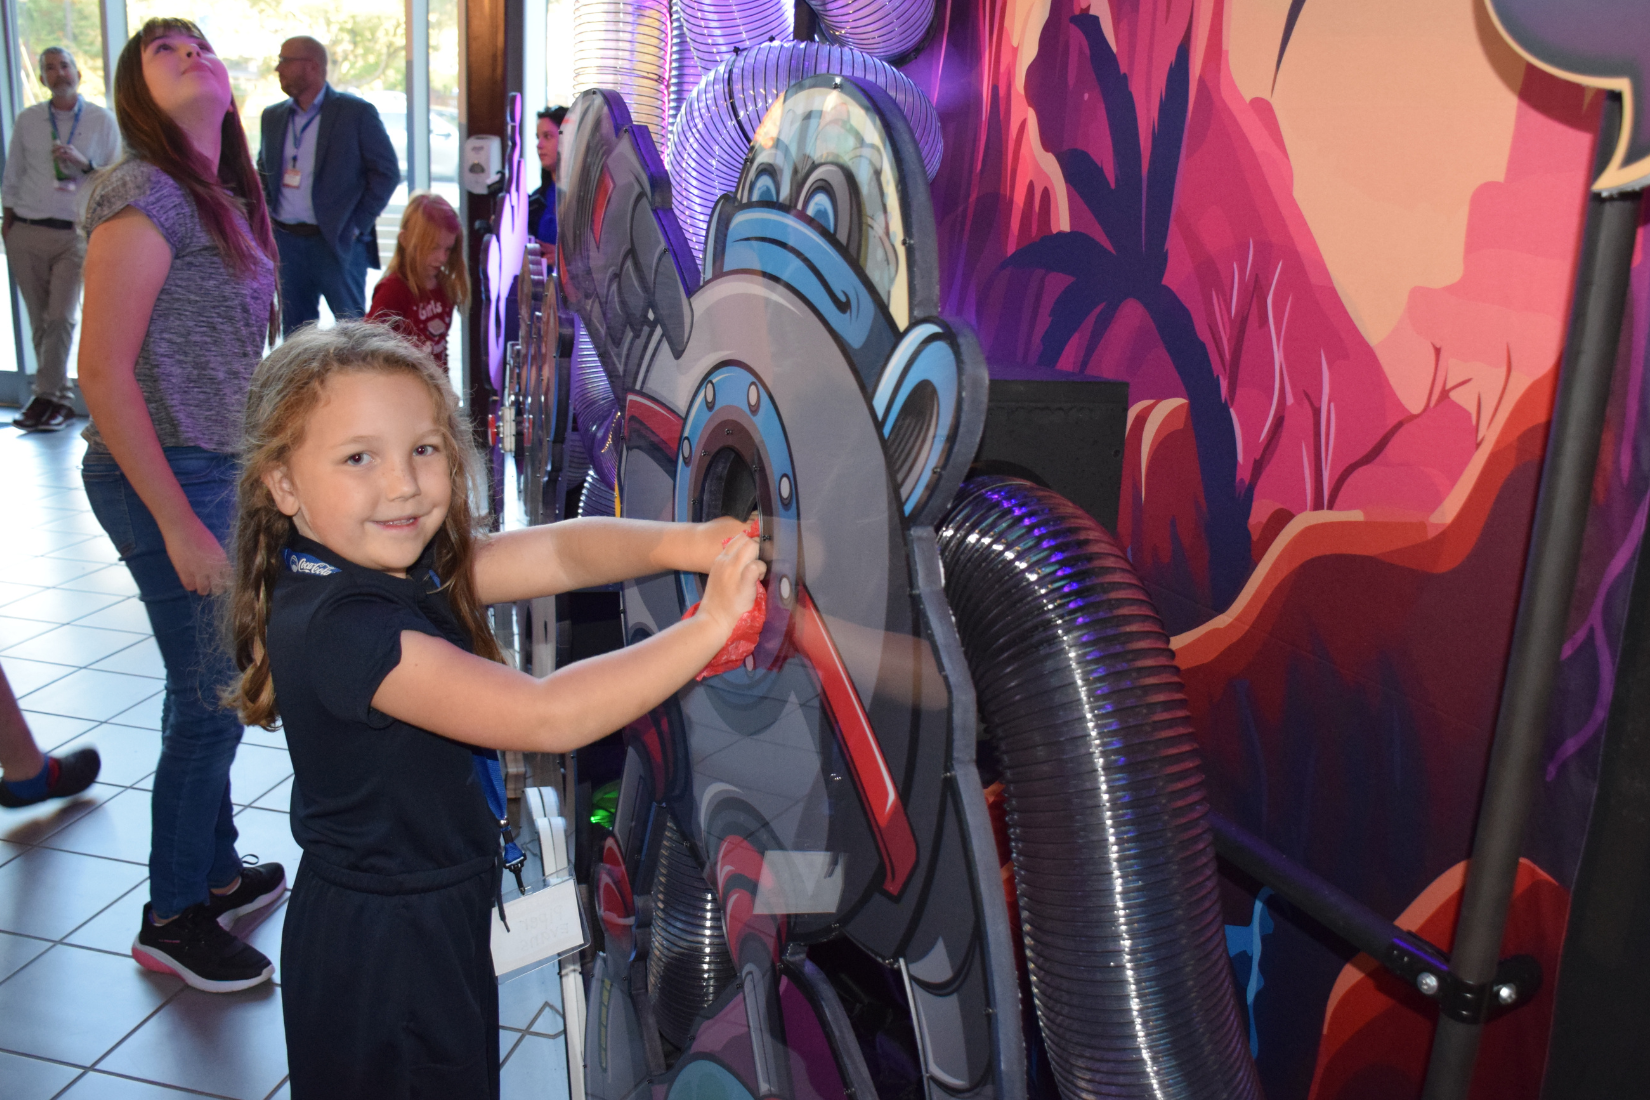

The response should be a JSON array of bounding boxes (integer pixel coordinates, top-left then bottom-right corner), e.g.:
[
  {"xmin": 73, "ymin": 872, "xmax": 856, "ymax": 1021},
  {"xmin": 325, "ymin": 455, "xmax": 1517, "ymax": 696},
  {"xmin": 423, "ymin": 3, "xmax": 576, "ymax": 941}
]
[
  {"xmin": 699, "ymin": 528, "xmax": 766, "ymax": 636},
  {"xmin": 163, "ymin": 515, "xmax": 230, "ymax": 596},
  {"xmin": 698, "ymin": 515, "xmax": 755, "ymax": 571}
]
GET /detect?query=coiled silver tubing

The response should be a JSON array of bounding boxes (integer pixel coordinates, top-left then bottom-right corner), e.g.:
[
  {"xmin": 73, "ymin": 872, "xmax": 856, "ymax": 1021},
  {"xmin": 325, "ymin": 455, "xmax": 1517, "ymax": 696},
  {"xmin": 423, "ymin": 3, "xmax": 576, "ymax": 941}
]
[
  {"xmin": 577, "ymin": 468, "xmax": 618, "ymax": 518},
  {"xmin": 571, "ymin": 0, "xmax": 672, "ymax": 141},
  {"xmin": 937, "ymin": 477, "xmax": 1263, "ymax": 1100},
  {"xmin": 569, "ymin": 320, "xmax": 622, "ymax": 494},
  {"xmin": 665, "ymin": 40, "xmax": 942, "ymax": 264},
  {"xmin": 648, "ymin": 815, "xmax": 737, "ymax": 1048}
]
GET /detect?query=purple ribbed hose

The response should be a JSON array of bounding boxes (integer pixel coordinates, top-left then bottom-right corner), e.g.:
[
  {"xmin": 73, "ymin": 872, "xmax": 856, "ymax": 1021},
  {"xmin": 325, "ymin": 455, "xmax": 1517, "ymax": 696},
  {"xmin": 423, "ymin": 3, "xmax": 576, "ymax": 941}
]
[
  {"xmin": 676, "ymin": 0, "xmax": 791, "ymax": 73},
  {"xmin": 812, "ymin": 0, "xmax": 932, "ymax": 59},
  {"xmin": 664, "ymin": 41, "xmax": 942, "ymax": 262},
  {"xmin": 570, "ymin": 319, "xmax": 623, "ymax": 491},
  {"xmin": 669, "ymin": 1, "xmax": 698, "ymax": 131}
]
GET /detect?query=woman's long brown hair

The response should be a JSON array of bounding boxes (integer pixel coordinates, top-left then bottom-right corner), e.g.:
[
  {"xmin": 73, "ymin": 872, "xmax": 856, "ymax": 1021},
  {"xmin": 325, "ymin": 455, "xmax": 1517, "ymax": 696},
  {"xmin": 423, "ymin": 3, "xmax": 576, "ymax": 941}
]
[
  {"xmin": 227, "ymin": 323, "xmax": 501, "ymax": 729},
  {"xmin": 113, "ymin": 18, "xmax": 276, "ymax": 278}
]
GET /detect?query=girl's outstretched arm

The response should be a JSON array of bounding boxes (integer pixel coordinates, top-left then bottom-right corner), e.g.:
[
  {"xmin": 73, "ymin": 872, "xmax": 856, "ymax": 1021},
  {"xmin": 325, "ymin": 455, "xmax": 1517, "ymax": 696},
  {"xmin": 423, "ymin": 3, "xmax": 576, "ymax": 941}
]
[
  {"xmin": 470, "ymin": 515, "xmax": 750, "ymax": 605},
  {"xmin": 372, "ymin": 529, "xmax": 764, "ymax": 752}
]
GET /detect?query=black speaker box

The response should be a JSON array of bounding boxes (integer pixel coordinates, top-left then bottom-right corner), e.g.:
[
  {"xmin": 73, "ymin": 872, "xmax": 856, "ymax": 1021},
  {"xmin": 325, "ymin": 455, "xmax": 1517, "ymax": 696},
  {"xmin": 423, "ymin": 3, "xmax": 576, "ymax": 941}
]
[{"xmin": 971, "ymin": 378, "xmax": 1130, "ymax": 532}]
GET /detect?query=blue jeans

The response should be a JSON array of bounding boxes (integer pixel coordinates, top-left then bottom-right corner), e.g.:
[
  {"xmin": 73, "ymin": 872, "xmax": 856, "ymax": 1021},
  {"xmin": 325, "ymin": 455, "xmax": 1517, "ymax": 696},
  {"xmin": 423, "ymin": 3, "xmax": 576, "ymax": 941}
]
[
  {"xmin": 83, "ymin": 447, "xmax": 244, "ymax": 919},
  {"xmin": 277, "ymin": 227, "xmax": 370, "ymax": 335}
]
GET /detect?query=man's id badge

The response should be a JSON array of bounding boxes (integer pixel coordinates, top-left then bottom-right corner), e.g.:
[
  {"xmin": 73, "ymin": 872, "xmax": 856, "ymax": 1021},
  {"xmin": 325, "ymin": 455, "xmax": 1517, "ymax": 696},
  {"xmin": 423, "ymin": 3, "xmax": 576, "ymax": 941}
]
[
  {"xmin": 491, "ymin": 874, "xmax": 586, "ymax": 980},
  {"xmin": 282, "ymin": 168, "xmax": 302, "ymax": 189}
]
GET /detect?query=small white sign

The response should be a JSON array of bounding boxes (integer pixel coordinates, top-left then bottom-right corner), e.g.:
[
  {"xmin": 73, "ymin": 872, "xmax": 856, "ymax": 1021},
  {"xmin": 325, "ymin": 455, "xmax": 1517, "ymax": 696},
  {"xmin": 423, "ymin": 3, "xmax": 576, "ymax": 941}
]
[{"xmin": 492, "ymin": 875, "xmax": 585, "ymax": 980}]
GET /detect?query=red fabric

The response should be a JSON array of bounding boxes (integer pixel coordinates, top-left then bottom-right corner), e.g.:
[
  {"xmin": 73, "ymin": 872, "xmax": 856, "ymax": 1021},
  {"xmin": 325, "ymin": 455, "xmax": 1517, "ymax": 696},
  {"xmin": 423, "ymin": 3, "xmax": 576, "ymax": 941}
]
[
  {"xmin": 682, "ymin": 518, "xmax": 766, "ymax": 679},
  {"xmin": 366, "ymin": 272, "xmax": 454, "ymax": 362}
]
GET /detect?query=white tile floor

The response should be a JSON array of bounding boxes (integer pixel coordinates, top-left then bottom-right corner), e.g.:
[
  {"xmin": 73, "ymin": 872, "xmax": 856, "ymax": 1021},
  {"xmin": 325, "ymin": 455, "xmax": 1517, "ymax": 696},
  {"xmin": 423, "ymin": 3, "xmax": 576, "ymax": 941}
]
[{"xmin": 0, "ymin": 412, "xmax": 571, "ymax": 1100}]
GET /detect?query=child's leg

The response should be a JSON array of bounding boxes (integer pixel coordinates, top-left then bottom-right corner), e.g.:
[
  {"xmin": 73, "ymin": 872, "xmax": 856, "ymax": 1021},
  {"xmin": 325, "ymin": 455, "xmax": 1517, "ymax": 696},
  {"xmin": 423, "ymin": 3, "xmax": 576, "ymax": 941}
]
[{"xmin": 283, "ymin": 865, "xmax": 499, "ymax": 1100}]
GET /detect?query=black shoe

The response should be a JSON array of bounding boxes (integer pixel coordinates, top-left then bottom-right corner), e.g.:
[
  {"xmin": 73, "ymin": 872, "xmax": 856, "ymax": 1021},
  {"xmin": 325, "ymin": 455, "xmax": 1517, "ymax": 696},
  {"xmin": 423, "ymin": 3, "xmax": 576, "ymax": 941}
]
[
  {"xmin": 35, "ymin": 401, "xmax": 73, "ymax": 431},
  {"xmin": 12, "ymin": 396, "xmax": 53, "ymax": 430},
  {"xmin": 205, "ymin": 858, "xmax": 286, "ymax": 928},
  {"xmin": 0, "ymin": 747, "xmax": 101, "ymax": 808},
  {"xmin": 132, "ymin": 902, "xmax": 274, "ymax": 993}
]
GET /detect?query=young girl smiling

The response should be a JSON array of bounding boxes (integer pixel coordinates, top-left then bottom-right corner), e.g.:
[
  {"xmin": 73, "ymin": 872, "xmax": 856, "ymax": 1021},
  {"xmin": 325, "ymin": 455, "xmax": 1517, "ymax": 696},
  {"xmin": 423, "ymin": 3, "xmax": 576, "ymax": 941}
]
[{"xmin": 228, "ymin": 322, "xmax": 762, "ymax": 1098}]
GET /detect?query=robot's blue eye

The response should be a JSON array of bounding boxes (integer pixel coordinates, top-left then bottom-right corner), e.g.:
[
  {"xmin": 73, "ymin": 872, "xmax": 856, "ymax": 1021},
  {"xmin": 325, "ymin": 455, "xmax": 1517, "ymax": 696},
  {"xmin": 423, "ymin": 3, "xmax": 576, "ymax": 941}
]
[
  {"xmin": 751, "ymin": 170, "xmax": 779, "ymax": 204},
  {"xmin": 804, "ymin": 187, "xmax": 836, "ymax": 233}
]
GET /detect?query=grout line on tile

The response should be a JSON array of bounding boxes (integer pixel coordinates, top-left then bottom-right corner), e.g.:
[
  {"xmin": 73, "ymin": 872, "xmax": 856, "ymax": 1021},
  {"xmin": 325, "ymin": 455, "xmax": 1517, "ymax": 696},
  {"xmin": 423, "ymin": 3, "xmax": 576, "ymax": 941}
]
[
  {"xmin": 66, "ymin": 1066, "xmax": 239, "ymax": 1098},
  {"xmin": 47, "ymin": 1067, "xmax": 91, "ymax": 1100},
  {"xmin": 85, "ymin": 977, "xmax": 193, "ymax": 1079}
]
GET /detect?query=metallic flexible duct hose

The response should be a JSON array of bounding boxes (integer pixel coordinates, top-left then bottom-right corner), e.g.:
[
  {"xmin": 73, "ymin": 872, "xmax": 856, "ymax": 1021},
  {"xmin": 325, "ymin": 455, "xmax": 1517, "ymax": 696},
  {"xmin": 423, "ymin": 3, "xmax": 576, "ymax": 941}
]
[
  {"xmin": 669, "ymin": 2, "xmax": 698, "ymax": 131},
  {"xmin": 570, "ymin": 320, "xmax": 622, "ymax": 493},
  {"xmin": 811, "ymin": 0, "xmax": 932, "ymax": 60},
  {"xmin": 579, "ymin": 468, "xmax": 620, "ymax": 518},
  {"xmin": 572, "ymin": 0, "xmax": 672, "ymax": 139},
  {"xmin": 665, "ymin": 40, "xmax": 942, "ymax": 262},
  {"xmin": 648, "ymin": 815, "xmax": 738, "ymax": 1048},
  {"xmin": 937, "ymin": 478, "xmax": 1262, "ymax": 1100},
  {"xmin": 675, "ymin": 0, "xmax": 791, "ymax": 73}
]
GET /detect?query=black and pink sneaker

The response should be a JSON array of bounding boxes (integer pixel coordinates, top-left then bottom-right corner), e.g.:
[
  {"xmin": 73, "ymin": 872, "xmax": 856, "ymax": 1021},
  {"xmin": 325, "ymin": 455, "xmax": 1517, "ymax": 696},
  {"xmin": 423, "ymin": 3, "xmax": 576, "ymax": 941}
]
[
  {"xmin": 132, "ymin": 903, "xmax": 274, "ymax": 993},
  {"xmin": 205, "ymin": 859, "xmax": 286, "ymax": 929}
]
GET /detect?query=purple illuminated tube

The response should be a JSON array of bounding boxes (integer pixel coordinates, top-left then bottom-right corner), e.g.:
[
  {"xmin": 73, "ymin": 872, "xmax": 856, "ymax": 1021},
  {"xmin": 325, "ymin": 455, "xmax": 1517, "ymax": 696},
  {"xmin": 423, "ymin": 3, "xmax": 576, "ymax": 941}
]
[
  {"xmin": 572, "ymin": 0, "xmax": 672, "ymax": 141},
  {"xmin": 675, "ymin": 0, "xmax": 791, "ymax": 72},
  {"xmin": 570, "ymin": 320, "xmax": 623, "ymax": 496},
  {"xmin": 669, "ymin": 2, "xmax": 698, "ymax": 130},
  {"xmin": 811, "ymin": 0, "xmax": 933, "ymax": 60},
  {"xmin": 665, "ymin": 41, "xmax": 943, "ymax": 263}
]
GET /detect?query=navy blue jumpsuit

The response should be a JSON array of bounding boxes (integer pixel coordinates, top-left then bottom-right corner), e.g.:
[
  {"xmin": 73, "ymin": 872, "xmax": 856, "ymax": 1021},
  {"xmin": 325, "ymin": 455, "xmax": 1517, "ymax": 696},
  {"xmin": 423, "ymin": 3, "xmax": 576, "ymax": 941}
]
[{"xmin": 268, "ymin": 535, "xmax": 501, "ymax": 1100}]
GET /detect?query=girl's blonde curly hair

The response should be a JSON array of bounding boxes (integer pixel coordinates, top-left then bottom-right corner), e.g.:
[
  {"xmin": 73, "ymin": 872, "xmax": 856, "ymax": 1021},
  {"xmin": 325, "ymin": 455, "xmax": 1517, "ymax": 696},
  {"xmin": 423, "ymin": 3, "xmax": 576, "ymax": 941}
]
[{"xmin": 227, "ymin": 322, "xmax": 501, "ymax": 728}]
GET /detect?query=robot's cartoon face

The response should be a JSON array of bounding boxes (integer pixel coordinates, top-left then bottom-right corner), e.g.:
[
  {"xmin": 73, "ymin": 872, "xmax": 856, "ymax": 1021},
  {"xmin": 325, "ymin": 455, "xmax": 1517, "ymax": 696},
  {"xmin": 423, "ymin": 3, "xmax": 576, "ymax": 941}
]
[
  {"xmin": 736, "ymin": 85, "xmax": 909, "ymax": 325},
  {"xmin": 558, "ymin": 74, "xmax": 1013, "ymax": 1100}
]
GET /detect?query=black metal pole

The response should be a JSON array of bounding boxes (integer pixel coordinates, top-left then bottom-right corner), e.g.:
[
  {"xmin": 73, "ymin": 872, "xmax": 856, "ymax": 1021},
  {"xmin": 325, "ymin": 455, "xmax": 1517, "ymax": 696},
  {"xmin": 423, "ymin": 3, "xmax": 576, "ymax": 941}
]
[{"xmin": 1420, "ymin": 93, "xmax": 1645, "ymax": 1099}]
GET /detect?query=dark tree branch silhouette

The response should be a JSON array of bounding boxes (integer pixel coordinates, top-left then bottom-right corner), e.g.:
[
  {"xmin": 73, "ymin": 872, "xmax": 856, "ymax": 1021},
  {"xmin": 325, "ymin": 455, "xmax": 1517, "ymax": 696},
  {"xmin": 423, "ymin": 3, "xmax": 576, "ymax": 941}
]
[{"xmin": 1002, "ymin": 14, "xmax": 1254, "ymax": 610}]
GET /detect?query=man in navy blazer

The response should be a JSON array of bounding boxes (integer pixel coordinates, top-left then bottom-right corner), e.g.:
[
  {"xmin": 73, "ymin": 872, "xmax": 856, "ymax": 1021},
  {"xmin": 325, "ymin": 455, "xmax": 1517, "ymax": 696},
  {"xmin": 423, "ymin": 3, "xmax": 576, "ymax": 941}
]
[{"xmin": 257, "ymin": 37, "xmax": 400, "ymax": 335}]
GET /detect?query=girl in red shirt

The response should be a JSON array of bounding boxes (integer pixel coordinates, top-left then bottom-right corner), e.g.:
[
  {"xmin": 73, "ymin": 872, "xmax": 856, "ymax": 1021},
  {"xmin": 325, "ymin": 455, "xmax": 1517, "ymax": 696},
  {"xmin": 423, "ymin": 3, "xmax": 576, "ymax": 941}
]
[{"xmin": 366, "ymin": 192, "xmax": 467, "ymax": 362}]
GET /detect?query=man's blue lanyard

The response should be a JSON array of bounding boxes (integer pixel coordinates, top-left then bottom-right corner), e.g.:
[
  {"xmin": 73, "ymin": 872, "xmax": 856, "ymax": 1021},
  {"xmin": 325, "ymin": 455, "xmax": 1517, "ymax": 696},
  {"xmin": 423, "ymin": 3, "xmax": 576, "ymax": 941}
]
[
  {"xmin": 48, "ymin": 98, "xmax": 82, "ymax": 148},
  {"xmin": 286, "ymin": 101, "xmax": 321, "ymax": 169},
  {"xmin": 473, "ymin": 749, "xmax": 527, "ymax": 892}
]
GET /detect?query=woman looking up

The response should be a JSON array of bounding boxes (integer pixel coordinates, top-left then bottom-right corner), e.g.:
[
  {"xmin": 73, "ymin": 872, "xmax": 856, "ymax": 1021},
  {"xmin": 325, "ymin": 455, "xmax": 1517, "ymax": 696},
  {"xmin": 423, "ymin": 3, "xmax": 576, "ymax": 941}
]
[{"xmin": 77, "ymin": 17, "xmax": 284, "ymax": 993}]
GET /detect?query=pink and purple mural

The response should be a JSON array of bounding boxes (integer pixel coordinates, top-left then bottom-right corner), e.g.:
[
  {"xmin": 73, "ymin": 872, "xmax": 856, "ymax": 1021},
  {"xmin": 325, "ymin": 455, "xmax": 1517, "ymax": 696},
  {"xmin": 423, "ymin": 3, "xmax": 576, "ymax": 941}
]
[{"xmin": 897, "ymin": 0, "xmax": 1646, "ymax": 1094}]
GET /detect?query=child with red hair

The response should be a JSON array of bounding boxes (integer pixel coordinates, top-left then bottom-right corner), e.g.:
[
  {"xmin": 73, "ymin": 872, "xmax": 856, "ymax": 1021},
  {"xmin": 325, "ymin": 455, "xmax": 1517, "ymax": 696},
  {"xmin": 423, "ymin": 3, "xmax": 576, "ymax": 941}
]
[{"xmin": 365, "ymin": 191, "xmax": 466, "ymax": 361}]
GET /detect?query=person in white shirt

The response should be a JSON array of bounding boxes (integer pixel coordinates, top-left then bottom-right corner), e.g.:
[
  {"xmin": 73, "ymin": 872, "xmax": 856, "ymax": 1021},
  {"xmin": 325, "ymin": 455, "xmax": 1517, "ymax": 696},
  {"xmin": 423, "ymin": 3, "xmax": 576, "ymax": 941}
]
[{"xmin": 1, "ymin": 48, "xmax": 120, "ymax": 431}]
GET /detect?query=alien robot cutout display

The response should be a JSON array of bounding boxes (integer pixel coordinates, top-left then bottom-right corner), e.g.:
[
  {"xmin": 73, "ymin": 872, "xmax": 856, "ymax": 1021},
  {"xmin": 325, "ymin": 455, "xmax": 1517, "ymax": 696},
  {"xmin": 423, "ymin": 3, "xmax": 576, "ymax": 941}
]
[{"xmin": 556, "ymin": 77, "xmax": 1026, "ymax": 1100}]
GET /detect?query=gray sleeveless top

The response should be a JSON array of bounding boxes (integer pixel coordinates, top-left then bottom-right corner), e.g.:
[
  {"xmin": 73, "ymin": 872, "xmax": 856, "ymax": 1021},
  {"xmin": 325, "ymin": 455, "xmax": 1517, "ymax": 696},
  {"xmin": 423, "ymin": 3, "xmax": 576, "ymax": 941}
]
[{"xmin": 81, "ymin": 159, "xmax": 275, "ymax": 454}]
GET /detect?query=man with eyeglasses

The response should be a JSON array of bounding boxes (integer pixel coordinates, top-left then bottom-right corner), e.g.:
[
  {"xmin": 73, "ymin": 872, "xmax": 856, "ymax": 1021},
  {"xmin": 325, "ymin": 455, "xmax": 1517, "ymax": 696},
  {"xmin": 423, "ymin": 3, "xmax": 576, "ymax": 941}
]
[
  {"xmin": 257, "ymin": 36, "xmax": 399, "ymax": 335},
  {"xmin": 1, "ymin": 48, "xmax": 118, "ymax": 432}
]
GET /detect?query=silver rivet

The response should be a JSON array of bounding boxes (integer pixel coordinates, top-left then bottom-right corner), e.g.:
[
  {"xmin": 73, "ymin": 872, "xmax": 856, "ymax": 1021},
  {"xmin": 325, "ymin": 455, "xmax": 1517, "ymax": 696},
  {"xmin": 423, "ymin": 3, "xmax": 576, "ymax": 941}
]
[
  {"xmin": 679, "ymin": 436, "xmax": 692, "ymax": 463},
  {"xmin": 1417, "ymin": 972, "xmax": 1439, "ymax": 996},
  {"xmin": 747, "ymin": 382, "xmax": 760, "ymax": 412},
  {"xmin": 779, "ymin": 576, "xmax": 792, "ymax": 602},
  {"xmin": 1496, "ymin": 984, "xmax": 1517, "ymax": 1005},
  {"xmin": 705, "ymin": 382, "xmax": 716, "ymax": 409},
  {"xmin": 778, "ymin": 474, "xmax": 792, "ymax": 506}
]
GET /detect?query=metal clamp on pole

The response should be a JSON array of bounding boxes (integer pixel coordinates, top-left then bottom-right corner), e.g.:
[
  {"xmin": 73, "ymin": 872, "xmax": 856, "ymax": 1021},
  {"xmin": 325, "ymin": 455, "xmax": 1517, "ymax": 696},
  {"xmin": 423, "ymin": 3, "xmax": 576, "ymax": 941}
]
[{"xmin": 1430, "ymin": 955, "xmax": 1543, "ymax": 1024}]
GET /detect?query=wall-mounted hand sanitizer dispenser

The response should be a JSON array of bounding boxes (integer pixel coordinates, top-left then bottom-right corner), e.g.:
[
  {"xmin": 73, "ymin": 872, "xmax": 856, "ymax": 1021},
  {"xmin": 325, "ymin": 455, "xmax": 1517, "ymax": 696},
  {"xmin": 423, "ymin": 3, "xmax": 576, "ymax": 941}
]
[{"xmin": 463, "ymin": 135, "xmax": 503, "ymax": 194}]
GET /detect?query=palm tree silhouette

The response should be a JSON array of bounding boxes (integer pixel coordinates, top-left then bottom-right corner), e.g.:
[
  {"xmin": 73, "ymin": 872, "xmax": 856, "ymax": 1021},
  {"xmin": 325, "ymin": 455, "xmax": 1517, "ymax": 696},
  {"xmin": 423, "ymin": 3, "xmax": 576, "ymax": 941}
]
[{"xmin": 1003, "ymin": 15, "xmax": 1252, "ymax": 611}]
